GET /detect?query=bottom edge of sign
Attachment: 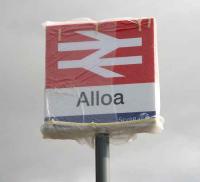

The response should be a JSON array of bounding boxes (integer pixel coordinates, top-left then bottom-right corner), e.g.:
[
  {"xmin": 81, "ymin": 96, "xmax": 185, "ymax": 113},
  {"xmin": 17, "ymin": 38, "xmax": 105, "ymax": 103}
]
[{"xmin": 45, "ymin": 111, "xmax": 156, "ymax": 123}]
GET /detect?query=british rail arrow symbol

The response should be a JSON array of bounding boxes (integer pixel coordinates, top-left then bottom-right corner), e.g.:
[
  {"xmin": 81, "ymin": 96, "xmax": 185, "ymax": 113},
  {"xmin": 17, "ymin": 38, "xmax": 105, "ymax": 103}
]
[{"xmin": 58, "ymin": 30, "xmax": 142, "ymax": 78}]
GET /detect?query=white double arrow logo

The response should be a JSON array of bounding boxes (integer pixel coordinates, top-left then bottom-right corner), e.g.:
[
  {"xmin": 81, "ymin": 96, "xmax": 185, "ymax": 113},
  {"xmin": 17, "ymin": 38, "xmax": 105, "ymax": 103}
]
[{"xmin": 58, "ymin": 30, "xmax": 142, "ymax": 78}]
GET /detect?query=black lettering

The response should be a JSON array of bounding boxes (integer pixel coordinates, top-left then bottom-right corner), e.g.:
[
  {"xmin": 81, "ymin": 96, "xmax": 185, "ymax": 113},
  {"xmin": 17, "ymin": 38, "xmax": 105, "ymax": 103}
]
[
  {"xmin": 91, "ymin": 91, "xmax": 94, "ymax": 106},
  {"xmin": 76, "ymin": 92, "xmax": 89, "ymax": 107},
  {"xmin": 96, "ymin": 91, "xmax": 99, "ymax": 106},
  {"xmin": 114, "ymin": 93, "xmax": 124, "ymax": 105},
  {"xmin": 101, "ymin": 94, "xmax": 112, "ymax": 105}
]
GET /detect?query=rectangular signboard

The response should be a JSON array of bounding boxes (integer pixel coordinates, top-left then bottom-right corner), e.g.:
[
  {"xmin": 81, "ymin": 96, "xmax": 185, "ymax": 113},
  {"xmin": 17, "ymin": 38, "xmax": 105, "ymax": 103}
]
[{"xmin": 45, "ymin": 18, "xmax": 159, "ymax": 124}]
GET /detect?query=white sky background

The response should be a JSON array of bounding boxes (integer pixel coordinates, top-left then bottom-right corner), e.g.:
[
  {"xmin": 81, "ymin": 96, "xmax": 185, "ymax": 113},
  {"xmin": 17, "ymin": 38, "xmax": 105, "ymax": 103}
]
[{"xmin": 0, "ymin": 0, "xmax": 200, "ymax": 181}]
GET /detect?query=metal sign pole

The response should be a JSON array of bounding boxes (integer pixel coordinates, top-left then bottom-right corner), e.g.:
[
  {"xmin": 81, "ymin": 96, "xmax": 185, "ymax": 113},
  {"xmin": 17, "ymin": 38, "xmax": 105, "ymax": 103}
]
[{"xmin": 95, "ymin": 133, "xmax": 110, "ymax": 182}]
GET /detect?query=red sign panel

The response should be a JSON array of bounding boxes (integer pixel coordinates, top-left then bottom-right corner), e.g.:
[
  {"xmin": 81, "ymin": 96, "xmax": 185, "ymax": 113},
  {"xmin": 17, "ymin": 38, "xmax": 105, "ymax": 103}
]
[{"xmin": 46, "ymin": 18, "xmax": 155, "ymax": 89}]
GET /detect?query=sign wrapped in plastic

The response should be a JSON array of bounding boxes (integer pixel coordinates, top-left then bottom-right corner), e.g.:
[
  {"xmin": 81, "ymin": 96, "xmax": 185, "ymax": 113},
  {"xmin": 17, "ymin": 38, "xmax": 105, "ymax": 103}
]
[{"xmin": 41, "ymin": 17, "xmax": 163, "ymax": 144}]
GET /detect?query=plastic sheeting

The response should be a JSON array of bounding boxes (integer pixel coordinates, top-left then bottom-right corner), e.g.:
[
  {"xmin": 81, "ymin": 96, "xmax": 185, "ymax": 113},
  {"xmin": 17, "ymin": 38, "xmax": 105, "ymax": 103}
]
[{"xmin": 41, "ymin": 17, "xmax": 163, "ymax": 146}]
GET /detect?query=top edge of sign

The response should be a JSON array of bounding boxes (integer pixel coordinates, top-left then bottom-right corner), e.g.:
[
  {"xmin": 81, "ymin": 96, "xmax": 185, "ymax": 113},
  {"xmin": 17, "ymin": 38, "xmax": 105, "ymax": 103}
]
[{"xmin": 43, "ymin": 17, "xmax": 155, "ymax": 27}]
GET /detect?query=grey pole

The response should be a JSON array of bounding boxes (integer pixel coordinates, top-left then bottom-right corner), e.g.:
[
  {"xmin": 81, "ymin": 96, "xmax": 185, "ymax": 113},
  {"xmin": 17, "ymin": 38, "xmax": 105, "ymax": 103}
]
[{"xmin": 95, "ymin": 133, "xmax": 110, "ymax": 182}]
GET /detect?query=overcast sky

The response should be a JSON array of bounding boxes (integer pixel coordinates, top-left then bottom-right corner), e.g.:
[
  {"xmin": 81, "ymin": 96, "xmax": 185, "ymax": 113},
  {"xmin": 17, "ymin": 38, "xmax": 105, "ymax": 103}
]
[{"xmin": 0, "ymin": 0, "xmax": 200, "ymax": 181}]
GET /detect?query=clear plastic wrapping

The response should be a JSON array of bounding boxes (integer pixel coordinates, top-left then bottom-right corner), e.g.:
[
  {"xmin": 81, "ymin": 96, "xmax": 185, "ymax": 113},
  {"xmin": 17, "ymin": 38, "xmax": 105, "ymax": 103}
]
[{"xmin": 41, "ymin": 17, "xmax": 163, "ymax": 145}]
